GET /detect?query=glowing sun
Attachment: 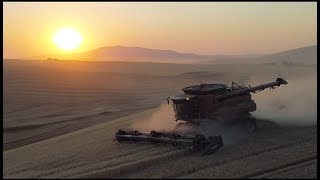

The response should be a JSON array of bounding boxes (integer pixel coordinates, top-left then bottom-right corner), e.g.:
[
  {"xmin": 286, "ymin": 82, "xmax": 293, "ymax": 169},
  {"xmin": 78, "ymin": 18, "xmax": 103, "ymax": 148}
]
[{"xmin": 53, "ymin": 28, "xmax": 82, "ymax": 50}]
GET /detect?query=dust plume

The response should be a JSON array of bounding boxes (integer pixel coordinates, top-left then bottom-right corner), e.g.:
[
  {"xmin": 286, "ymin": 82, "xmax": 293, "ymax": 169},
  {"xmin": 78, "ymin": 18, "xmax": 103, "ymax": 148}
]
[
  {"xmin": 250, "ymin": 74, "xmax": 317, "ymax": 126},
  {"xmin": 130, "ymin": 102, "xmax": 179, "ymax": 132},
  {"xmin": 130, "ymin": 101, "xmax": 251, "ymax": 146}
]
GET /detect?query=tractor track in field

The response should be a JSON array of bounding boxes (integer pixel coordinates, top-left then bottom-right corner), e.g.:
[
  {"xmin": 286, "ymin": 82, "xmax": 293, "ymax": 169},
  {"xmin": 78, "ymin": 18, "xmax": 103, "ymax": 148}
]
[
  {"xmin": 119, "ymin": 133, "xmax": 316, "ymax": 179},
  {"xmin": 247, "ymin": 157, "xmax": 317, "ymax": 179},
  {"xmin": 3, "ymin": 106, "xmax": 157, "ymax": 151},
  {"xmin": 72, "ymin": 149, "xmax": 191, "ymax": 179},
  {"xmin": 4, "ymin": 124, "xmax": 317, "ymax": 179},
  {"xmin": 5, "ymin": 145, "xmax": 189, "ymax": 179},
  {"xmin": 4, "ymin": 144, "xmax": 156, "ymax": 177},
  {"xmin": 172, "ymin": 137, "xmax": 317, "ymax": 179}
]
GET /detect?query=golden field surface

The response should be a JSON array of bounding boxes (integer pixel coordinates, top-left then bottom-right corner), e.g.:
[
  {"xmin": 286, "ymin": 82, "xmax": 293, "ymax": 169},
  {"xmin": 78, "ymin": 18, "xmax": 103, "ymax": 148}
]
[{"xmin": 3, "ymin": 59, "xmax": 317, "ymax": 178}]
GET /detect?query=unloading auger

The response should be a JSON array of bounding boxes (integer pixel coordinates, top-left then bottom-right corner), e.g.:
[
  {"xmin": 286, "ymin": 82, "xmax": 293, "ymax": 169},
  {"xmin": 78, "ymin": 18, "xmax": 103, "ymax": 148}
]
[{"xmin": 113, "ymin": 129, "xmax": 223, "ymax": 155}]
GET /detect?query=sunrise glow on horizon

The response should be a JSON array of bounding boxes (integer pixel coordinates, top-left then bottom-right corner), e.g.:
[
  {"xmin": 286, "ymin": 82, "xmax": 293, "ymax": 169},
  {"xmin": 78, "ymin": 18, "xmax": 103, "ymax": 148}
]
[
  {"xmin": 53, "ymin": 28, "xmax": 83, "ymax": 51},
  {"xmin": 3, "ymin": 2, "xmax": 317, "ymax": 59}
]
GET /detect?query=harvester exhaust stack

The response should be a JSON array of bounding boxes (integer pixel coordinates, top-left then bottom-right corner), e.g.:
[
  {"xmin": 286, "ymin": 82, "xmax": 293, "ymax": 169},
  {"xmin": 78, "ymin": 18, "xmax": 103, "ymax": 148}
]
[{"xmin": 114, "ymin": 129, "xmax": 223, "ymax": 155}]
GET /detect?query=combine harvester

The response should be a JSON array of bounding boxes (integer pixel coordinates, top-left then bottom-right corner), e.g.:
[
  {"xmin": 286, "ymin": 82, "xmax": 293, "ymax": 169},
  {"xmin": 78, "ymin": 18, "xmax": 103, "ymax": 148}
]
[{"xmin": 114, "ymin": 78, "xmax": 288, "ymax": 155}]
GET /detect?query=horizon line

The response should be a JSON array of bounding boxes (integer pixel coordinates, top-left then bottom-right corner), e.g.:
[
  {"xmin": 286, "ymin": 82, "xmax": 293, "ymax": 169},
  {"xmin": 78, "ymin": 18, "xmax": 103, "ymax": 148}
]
[{"xmin": 7, "ymin": 43, "xmax": 318, "ymax": 60}]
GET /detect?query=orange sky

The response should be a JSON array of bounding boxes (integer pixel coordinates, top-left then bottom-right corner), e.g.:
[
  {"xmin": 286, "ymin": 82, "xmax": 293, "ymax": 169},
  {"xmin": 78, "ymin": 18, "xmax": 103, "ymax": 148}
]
[{"xmin": 3, "ymin": 2, "xmax": 317, "ymax": 59}]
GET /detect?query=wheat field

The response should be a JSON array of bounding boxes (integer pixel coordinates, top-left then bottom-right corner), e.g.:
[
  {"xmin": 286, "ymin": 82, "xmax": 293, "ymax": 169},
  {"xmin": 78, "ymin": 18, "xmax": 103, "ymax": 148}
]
[{"xmin": 3, "ymin": 59, "xmax": 317, "ymax": 178}]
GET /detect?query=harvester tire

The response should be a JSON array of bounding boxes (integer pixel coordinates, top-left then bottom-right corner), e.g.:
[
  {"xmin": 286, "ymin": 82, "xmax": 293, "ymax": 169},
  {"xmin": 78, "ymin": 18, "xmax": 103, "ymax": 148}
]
[{"xmin": 245, "ymin": 116, "xmax": 257, "ymax": 133}]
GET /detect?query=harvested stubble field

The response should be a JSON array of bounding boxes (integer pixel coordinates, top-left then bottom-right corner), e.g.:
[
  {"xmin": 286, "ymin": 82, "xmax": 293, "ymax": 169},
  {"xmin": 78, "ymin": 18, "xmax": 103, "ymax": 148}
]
[{"xmin": 3, "ymin": 59, "xmax": 317, "ymax": 178}]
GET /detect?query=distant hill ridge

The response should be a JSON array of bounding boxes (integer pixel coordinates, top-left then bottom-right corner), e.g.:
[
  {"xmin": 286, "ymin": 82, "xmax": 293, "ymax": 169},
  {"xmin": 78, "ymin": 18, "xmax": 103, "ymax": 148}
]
[
  {"xmin": 26, "ymin": 45, "xmax": 317, "ymax": 65},
  {"xmin": 261, "ymin": 45, "xmax": 317, "ymax": 65},
  {"xmin": 80, "ymin": 45, "xmax": 203, "ymax": 60}
]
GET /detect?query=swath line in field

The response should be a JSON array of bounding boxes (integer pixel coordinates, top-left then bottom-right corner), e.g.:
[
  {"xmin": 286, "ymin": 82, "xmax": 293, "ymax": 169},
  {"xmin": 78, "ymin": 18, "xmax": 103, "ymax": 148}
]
[{"xmin": 238, "ymin": 155, "xmax": 317, "ymax": 179}]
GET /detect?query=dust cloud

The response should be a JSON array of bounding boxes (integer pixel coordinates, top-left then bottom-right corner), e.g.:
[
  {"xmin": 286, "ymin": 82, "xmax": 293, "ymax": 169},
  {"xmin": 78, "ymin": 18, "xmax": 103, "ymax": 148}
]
[
  {"xmin": 251, "ymin": 73, "xmax": 317, "ymax": 126},
  {"xmin": 130, "ymin": 101, "xmax": 179, "ymax": 132}
]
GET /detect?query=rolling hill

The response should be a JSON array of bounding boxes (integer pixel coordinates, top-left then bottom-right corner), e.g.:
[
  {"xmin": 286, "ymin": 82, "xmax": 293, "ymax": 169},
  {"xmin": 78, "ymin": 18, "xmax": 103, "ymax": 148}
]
[
  {"xmin": 25, "ymin": 45, "xmax": 317, "ymax": 65},
  {"xmin": 259, "ymin": 45, "xmax": 317, "ymax": 65}
]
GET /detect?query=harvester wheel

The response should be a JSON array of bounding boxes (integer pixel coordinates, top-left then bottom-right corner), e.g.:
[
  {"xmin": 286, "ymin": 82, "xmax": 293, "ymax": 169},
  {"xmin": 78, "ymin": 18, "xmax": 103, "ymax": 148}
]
[{"xmin": 245, "ymin": 115, "xmax": 257, "ymax": 133}]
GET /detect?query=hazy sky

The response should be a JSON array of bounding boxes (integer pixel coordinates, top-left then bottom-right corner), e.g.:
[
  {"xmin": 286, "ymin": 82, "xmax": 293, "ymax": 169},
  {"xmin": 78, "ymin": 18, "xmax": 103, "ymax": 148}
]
[{"xmin": 3, "ymin": 2, "xmax": 317, "ymax": 59}]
